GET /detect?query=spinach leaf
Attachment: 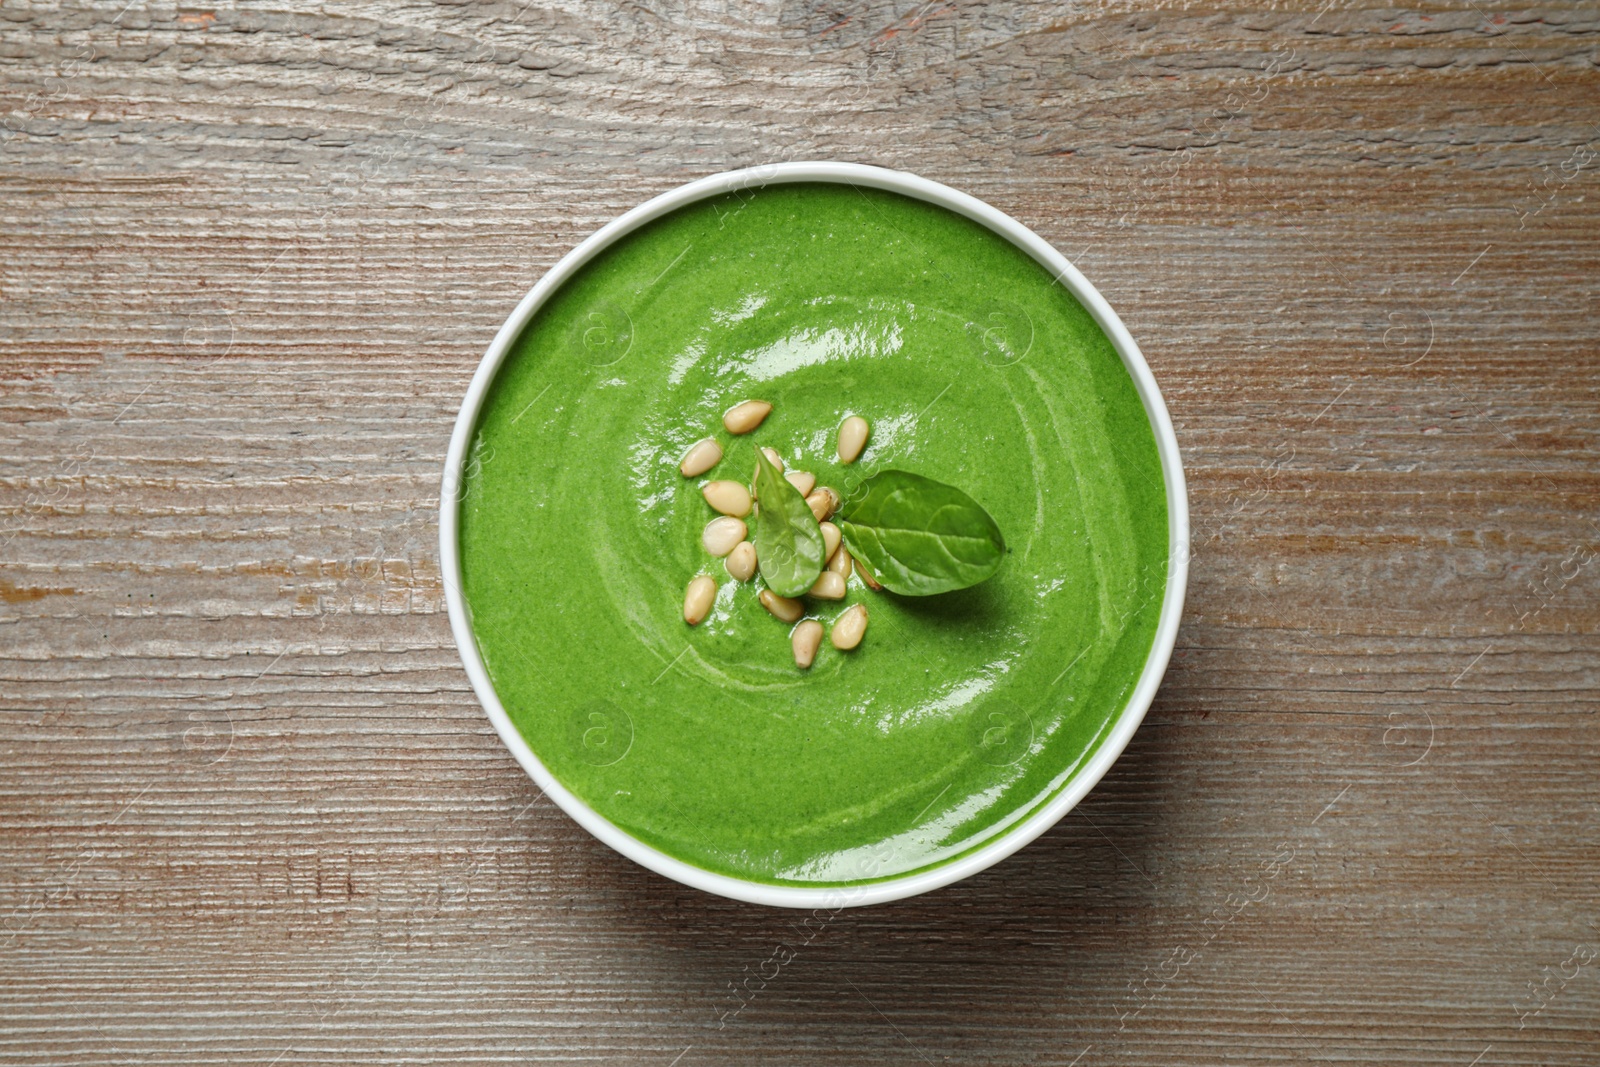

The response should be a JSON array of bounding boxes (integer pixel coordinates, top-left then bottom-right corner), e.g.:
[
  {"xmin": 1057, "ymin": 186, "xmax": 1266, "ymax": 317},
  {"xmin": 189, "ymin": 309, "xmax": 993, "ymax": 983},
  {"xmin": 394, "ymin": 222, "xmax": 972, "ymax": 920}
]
[
  {"xmin": 752, "ymin": 449, "xmax": 826, "ymax": 598},
  {"xmin": 837, "ymin": 470, "xmax": 1005, "ymax": 596}
]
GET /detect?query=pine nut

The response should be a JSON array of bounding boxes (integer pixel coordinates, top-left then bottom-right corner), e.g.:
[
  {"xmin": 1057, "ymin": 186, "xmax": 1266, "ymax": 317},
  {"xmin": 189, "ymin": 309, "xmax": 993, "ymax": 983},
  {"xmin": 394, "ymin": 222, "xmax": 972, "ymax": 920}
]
[
  {"xmin": 820, "ymin": 521, "xmax": 841, "ymax": 561},
  {"xmin": 683, "ymin": 575, "xmax": 716, "ymax": 625},
  {"xmin": 838, "ymin": 416, "xmax": 870, "ymax": 464},
  {"xmin": 810, "ymin": 571, "xmax": 846, "ymax": 600},
  {"xmin": 723, "ymin": 400, "xmax": 772, "ymax": 435},
  {"xmin": 827, "ymin": 547, "xmax": 852, "ymax": 580},
  {"xmin": 752, "ymin": 447, "xmax": 785, "ymax": 486},
  {"xmin": 830, "ymin": 603, "xmax": 868, "ymax": 649},
  {"xmin": 702, "ymin": 516, "xmax": 747, "ymax": 557},
  {"xmin": 759, "ymin": 589, "xmax": 804, "ymax": 623},
  {"xmin": 792, "ymin": 620, "xmax": 823, "ymax": 669},
  {"xmin": 785, "ymin": 470, "xmax": 816, "ymax": 497},
  {"xmin": 702, "ymin": 480, "xmax": 752, "ymax": 517},
  {"xmin": 725, "ymin": 540, "xmax": 757, "ymax": 582},
  {"xmin": 680, "ymin": 438, "xmax": 722, "ymax": 477},
  {"xmin": 806, "ymin": 487, "xmax": 839, "ymax": 522},
  {"xmin": 854, "ymin": 556, "xmax": 883, "ymax": 591}
]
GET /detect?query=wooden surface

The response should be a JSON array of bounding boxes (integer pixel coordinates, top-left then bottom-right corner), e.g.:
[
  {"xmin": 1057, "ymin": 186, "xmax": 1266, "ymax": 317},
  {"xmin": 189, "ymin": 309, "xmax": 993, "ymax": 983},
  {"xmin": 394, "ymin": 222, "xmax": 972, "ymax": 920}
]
[{"xmin": 3, "ymin": 2, "xmax": 1598, "ymax": 1063}]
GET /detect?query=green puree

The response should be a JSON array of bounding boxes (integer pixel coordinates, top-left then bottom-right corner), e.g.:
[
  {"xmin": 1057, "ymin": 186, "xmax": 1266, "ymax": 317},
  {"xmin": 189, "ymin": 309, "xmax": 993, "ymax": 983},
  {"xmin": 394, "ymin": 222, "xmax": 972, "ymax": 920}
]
[{"xmin": 459, "ymin": 182, "xmax": 1168, "ymax": 887}]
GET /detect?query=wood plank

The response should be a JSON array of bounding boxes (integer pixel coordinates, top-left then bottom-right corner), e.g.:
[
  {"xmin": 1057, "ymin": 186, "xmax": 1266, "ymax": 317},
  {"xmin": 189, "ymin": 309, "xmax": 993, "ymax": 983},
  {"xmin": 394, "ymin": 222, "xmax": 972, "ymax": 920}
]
[{"xmin": 2, "ymin": 1, "xmax": 1597, "ymax": 1063}]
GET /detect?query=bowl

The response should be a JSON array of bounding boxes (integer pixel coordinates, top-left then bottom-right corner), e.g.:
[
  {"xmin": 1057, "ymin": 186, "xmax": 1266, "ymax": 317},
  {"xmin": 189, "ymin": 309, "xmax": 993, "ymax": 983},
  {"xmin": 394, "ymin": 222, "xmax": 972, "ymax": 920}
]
[{"xmin": 441, "ymin": 161, "xmax": 1188, "ymax": 908}]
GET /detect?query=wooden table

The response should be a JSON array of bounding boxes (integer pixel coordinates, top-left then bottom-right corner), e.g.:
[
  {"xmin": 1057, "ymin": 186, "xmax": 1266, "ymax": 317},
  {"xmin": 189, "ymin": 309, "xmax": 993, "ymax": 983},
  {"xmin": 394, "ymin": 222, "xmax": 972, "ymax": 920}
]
[{"xmin": 4, "ymin": 2, "xmax": 1597, "ymax": 1063}]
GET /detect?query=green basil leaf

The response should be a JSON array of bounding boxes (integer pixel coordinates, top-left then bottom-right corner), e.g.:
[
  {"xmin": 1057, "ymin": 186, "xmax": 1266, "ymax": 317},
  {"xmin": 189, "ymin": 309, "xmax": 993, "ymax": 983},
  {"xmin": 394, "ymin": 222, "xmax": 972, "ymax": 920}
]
[
  {"xmin": 752, "ymin": 449, "xmax": 826, "ymax": 598},
  {"xmin": 837, "ymin": 470, "xmax": 1006, "ymax": 596}
]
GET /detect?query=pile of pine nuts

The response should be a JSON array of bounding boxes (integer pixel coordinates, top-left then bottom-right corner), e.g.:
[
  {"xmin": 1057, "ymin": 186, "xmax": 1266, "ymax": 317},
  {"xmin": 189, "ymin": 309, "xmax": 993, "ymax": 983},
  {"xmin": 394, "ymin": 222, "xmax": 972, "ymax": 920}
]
[{"xmin": 679, "ymin": 402, "xmax": 876, "ymax": 668}]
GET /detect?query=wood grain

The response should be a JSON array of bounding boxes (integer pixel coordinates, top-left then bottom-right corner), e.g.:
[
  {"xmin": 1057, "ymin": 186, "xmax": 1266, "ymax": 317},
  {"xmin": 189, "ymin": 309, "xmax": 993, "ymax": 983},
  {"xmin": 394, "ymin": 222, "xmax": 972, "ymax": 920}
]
[{"xmin": 3, "ymin": 1, "xmax": 1598, "ymax": 1063}]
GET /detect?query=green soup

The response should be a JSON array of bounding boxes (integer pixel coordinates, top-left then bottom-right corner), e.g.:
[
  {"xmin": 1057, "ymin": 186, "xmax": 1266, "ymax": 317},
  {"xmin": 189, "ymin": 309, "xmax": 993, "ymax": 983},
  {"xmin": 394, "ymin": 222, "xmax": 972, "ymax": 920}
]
[{"xmin": 458, "ymin": 182, "xmax": 1168, "ymax": 887}]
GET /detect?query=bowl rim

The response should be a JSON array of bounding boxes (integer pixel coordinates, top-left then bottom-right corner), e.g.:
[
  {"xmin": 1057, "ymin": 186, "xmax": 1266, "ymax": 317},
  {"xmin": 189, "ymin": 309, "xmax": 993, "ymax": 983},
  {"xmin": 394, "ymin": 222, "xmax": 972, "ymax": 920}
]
[{"xmin": 440, "ymin": 161, "xmax": 1190, "ymax": 909}]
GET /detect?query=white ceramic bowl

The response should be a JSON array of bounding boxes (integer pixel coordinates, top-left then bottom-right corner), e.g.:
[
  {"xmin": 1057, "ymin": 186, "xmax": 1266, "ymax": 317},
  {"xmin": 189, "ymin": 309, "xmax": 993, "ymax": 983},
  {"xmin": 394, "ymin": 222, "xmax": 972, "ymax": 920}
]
[{"xmin": 441, "ymin": 162, "xmax": 1189, "ymax": 909}]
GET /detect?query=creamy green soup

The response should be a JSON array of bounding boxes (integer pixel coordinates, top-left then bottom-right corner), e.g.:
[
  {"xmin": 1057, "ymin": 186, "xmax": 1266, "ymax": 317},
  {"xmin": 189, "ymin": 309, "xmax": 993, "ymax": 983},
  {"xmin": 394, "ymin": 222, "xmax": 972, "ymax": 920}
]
[{"xmin": 458, "ymin": 182, "xmax": 1167, "ymax": 887}]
